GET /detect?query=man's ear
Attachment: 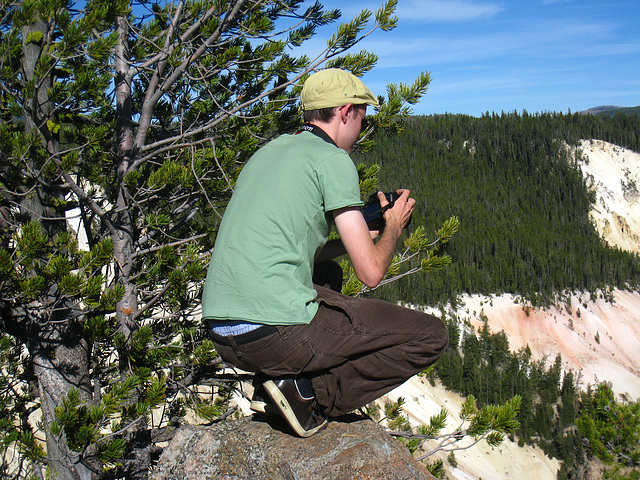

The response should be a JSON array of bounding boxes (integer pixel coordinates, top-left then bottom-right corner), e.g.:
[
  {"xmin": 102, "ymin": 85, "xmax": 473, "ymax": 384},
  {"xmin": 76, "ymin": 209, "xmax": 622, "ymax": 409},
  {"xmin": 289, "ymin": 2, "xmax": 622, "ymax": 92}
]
[{"xmin": 338, "ymin": 103, "xmax": 354, "ymax": 124}]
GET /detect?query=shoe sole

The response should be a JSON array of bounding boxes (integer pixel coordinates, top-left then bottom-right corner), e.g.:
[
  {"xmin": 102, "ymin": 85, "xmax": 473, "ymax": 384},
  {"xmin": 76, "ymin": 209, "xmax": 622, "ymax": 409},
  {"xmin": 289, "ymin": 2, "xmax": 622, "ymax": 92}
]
[
  {"xmin": 250, "ymin": 399, "xmax": 280, "ymax": 416},
  {"xmin": 263, "ymin": 380, "xmax": 328, "ymax": 438}
]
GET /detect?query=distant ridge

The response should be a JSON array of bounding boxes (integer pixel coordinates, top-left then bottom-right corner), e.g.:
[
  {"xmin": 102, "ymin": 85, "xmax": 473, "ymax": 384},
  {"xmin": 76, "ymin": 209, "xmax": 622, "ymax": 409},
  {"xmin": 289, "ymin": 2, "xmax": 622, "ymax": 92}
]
[{"xmin": 579, "ymin": 105, "xmax": 640, "ymax": 118}]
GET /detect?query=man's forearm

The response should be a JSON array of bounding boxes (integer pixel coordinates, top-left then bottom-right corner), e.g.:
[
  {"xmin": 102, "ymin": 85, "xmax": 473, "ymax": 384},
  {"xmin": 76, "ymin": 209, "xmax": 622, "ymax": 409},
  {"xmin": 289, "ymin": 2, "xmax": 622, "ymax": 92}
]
[{"xmin": 369, "ymin": 223, "xmax": 402, "ymax": 280}]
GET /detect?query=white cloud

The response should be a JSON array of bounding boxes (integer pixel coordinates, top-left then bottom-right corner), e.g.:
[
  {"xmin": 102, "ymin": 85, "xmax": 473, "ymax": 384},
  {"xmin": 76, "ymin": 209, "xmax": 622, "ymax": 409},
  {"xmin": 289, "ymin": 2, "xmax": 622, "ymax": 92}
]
[
  {"xmin": 396, "ymin": 0, "xmax": 504, "ymax": 22},
  {"xmin": 358, "ymin": 14, "xmax": 634, "ymax": 72}
]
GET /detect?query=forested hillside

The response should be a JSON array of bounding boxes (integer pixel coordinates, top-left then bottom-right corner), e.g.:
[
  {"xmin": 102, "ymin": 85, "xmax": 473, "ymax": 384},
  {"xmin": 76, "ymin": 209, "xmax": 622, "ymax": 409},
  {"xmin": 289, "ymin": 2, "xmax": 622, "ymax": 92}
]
[{"xmin": 356, "ymin": 112, "xmax": 640, "ymax": 306}]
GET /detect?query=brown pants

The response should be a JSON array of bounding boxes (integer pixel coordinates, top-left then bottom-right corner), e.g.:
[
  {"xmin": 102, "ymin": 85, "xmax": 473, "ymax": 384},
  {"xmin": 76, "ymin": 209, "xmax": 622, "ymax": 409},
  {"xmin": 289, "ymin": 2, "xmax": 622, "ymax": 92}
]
[{"xmin": 209, "ymin": 267, "xmax": 448, "ymax": 416}]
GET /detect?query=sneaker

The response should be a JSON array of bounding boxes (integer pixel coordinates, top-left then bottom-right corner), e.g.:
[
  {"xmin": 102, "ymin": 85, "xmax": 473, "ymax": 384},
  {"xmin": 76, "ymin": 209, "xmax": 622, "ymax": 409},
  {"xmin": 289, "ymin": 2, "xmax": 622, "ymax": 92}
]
[{"xmin": 263, "ymin": 377, "xmax": 328, "ymax": 437}]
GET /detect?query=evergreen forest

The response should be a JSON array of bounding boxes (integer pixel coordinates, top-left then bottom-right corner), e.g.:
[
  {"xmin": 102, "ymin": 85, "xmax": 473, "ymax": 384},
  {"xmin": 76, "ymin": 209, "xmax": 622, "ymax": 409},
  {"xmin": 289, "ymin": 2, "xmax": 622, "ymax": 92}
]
[
  {"xmin": 355, "ymin": 111, "xmax": 640, "ymax": 307},
  {"xmin": 359, "ymin": 111, "xmax": 640, "ymax": 478}
]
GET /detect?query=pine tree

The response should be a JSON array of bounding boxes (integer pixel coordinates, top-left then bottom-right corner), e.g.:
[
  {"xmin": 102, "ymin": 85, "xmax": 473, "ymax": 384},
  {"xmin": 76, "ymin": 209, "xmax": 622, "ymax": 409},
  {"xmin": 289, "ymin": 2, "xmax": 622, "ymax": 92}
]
[{"xmin": 0, "ymin": 1, "xmax": 438, "ymax": 478}]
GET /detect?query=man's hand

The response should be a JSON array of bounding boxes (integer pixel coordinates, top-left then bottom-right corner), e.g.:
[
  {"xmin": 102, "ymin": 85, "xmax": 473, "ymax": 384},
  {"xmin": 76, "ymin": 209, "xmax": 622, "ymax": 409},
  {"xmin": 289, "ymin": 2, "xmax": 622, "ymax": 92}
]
[{"xmin": 378, "ymin": 189, "xmax": 415, "ymax": 231}]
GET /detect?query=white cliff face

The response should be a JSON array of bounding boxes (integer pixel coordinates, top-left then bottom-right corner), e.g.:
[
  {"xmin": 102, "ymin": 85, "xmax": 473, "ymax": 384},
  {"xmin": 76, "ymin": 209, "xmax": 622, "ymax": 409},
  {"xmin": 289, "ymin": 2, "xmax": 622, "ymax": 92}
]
[
  {"xmin": 381, "ymin": 139, "xmax": 640, "ymax": 480},
  {"xmin": 578, "ymin": 139, "xmax": 640, "ymax": 253}
]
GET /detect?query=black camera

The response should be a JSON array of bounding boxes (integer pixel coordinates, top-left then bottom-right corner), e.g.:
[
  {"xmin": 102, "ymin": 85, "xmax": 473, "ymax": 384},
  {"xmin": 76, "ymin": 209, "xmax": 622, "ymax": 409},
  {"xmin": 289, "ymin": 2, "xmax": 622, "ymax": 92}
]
[{"xmin": 361, "ymin": 191, "xmax": 411, "ymax": 229}]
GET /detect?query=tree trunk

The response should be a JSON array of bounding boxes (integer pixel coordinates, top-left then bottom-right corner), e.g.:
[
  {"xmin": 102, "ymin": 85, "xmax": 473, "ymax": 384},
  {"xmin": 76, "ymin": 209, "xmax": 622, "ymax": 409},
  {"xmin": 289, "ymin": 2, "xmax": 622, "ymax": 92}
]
[
  {"xmin": 32, "ymin": 320, "xmax": 93, "ymax": 480},
  {"xmin": 21, "ymin": 16, "xmax": 94, "ymax": 480},
  {"xmin": 112, "ymin": 15, "xmax": 150, "ymax": 478}
]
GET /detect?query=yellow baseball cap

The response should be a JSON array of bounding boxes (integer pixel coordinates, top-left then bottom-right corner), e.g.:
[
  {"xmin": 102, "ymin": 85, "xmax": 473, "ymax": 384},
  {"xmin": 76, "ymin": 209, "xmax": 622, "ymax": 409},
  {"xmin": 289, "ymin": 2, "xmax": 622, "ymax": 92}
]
[{"xmin": 300, "ymin": 69, "xmax": 379, "ymax": 111}]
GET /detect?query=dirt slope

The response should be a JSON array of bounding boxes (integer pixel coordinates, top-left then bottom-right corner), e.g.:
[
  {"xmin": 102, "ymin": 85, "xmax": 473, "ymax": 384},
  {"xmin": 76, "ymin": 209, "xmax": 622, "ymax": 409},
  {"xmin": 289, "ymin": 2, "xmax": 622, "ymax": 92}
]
[
  {"xmin": 460, "ymin": 290, "xmax": 640, "ymax": 401},
  {"xmin": 389, "ymin": 287, "xmax": 640, "ymax": 479},
  {"xmin": 380, "ymin": 378, "xmax": 561, "ymax": 480}
]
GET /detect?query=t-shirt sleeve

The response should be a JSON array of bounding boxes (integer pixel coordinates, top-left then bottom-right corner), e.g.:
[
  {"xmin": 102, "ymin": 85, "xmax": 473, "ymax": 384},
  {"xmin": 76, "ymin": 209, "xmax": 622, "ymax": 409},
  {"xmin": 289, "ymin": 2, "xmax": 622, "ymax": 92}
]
[{"xmin": 317, "ymin": 152, "xmax": 364, "ymax": 212}]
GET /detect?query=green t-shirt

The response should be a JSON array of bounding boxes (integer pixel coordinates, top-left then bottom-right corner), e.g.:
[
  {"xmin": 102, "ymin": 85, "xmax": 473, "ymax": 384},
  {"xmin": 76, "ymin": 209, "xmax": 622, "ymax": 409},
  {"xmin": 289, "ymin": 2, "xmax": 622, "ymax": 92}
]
[{"xmin": 201, "ymin": 130, "xmax": 363, "ymax": 325}]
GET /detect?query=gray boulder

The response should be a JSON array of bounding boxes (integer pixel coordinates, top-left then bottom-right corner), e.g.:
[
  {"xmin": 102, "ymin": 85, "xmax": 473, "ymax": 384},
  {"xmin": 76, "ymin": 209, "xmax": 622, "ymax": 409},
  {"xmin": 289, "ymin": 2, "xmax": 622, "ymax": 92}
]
[{"xmin": 152, "ymin": 414, "xmax": 435, "ymax": 480}]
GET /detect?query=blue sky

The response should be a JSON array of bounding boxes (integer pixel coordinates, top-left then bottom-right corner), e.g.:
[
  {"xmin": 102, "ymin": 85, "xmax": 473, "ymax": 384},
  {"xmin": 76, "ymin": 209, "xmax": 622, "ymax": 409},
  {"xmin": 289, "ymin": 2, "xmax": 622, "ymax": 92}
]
[{"xmin": 302, "ymin": 0, "xmax": 640, "ymax": 116}]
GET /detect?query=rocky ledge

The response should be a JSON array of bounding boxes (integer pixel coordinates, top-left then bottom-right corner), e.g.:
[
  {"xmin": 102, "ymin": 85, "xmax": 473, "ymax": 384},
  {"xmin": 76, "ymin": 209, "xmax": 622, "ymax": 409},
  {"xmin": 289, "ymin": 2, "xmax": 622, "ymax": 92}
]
[{"xmin": 152, "ymin": 414, "xmax": 434, "ymax": 480}]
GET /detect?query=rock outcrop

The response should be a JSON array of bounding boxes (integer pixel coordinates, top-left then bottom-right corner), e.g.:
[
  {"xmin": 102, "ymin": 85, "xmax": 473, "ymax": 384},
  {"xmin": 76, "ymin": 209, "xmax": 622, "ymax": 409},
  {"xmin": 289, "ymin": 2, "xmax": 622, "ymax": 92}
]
[
  {"xmin": 152, "ymin": 414, "xmax": 435, "ymax": 480},
  {"xmin": 577, "ymin": 139, "xmax": 640, "ymax": 253}
]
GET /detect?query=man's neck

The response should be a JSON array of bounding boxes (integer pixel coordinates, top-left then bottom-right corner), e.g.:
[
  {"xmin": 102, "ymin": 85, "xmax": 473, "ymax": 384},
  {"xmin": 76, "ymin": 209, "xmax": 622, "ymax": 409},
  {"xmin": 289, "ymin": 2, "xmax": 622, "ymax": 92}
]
[
  {"xmin": 307, "ymin": 120, "xmax": 342, "ymax": 149},
  {"xmin": 300, "ymin": 123, "xmax": 337, "ymax": 147}
]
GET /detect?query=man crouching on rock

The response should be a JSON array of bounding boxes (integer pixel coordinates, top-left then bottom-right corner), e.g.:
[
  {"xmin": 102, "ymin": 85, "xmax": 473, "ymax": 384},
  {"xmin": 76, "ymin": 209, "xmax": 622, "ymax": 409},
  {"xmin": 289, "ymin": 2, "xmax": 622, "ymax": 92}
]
[{"xmin": 201, "ymin": 68, "xmax": 449, "ymax": 437}]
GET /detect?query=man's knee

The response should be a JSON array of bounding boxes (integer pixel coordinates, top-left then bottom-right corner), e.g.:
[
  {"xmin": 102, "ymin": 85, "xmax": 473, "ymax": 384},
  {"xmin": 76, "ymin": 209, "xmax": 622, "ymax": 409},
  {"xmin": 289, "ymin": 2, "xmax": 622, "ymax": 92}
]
[
  {"xmin": 410, "ymin": 314, "xmax": 450, "ymax": 365},
  {"xmin": 432, "ymin": 316, "xmax": 450, "ymax": 352}
]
